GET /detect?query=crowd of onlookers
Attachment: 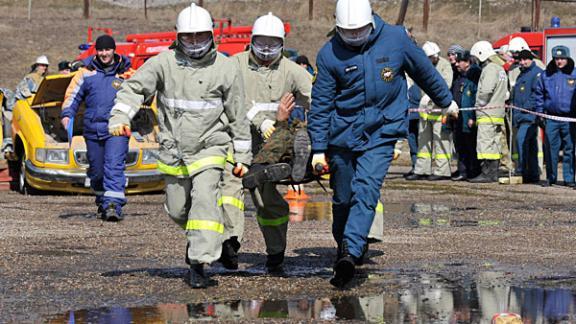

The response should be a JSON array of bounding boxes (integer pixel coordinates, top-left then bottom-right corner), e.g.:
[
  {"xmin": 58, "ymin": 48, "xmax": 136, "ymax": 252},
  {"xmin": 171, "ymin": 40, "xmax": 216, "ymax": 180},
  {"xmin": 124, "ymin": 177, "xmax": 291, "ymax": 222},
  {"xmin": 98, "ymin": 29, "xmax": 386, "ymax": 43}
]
[{"xmin": 401, "ymin": 35, "xmax": 576, "ymax": 187}]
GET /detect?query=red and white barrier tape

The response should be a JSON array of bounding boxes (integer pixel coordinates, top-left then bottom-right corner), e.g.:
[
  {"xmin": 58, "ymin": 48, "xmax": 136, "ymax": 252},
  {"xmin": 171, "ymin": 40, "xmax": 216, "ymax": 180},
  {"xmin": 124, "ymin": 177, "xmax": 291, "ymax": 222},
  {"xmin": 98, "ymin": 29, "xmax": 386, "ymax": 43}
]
[{"xmin": 408, "ymin": 105, "xmax": 576, "ymax": 123}]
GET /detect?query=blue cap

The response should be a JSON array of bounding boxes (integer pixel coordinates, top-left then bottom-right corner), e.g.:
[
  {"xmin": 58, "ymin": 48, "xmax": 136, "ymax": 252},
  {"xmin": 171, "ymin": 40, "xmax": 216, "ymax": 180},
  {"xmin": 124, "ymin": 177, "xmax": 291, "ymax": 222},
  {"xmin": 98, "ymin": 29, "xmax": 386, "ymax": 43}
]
[
  {"xmin": 552, "ymin": 45, "xmax": 570, "ymax": 59},
  {"xmin": 551, "ymin": 16, "xmax": 561, "ymax": 28}
]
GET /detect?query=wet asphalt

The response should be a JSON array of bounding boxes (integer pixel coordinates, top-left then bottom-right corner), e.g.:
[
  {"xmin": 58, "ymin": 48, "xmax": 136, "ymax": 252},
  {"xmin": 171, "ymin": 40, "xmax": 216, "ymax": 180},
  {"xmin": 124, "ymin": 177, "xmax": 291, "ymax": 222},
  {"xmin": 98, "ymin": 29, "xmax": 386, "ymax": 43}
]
[{"xmin": 2, "ymin": 165, "xmax": 576, "ymax": 322}]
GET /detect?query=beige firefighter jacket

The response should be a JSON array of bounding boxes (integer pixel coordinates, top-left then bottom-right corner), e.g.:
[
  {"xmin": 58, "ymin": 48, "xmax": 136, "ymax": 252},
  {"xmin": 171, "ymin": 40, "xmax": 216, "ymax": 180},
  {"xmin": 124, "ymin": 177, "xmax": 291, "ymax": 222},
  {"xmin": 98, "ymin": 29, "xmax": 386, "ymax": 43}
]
[
  {"xmin": 420, "ymin": 56, "xmax": 453, "ymax": 121},
  {"xmin": 232, "ymin": 51, "xmax": 312, "ymax": 138},
  {"xmin": 475, "ymin": 55, "xmax": 509, "ymax": 125},
  {"xmin": 110, "ymin": 47, "xmax": 251, "ymax": 177}
]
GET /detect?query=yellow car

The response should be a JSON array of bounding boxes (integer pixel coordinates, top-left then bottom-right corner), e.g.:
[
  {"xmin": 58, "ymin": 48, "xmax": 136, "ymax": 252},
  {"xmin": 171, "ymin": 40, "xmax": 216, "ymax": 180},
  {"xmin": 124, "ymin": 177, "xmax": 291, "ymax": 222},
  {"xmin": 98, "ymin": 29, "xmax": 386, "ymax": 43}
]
[{"xmin": 9, "ymin": 73, "xmax": 164, "ymax": 194}]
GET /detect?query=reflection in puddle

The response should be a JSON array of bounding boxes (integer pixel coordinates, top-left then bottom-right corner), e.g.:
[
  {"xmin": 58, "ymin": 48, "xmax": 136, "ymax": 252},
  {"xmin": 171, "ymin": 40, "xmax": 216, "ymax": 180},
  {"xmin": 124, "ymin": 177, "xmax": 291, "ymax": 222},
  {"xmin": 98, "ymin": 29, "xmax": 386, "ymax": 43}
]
[
  {"xmin": 48, "ymin": 272, "xmax": 576, "ymax": 323},
  {"xmin": 289, "ymin": 201, "xmax": 498, "ymax": 228}
]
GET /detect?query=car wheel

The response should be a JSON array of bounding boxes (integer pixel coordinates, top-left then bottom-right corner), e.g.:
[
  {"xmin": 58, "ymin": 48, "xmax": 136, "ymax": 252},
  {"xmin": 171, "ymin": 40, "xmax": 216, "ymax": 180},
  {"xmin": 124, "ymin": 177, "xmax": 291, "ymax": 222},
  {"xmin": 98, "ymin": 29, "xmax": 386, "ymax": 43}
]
[{"xmin": 18, "ymin": 153, "xmax": 33, "ymax": 195}]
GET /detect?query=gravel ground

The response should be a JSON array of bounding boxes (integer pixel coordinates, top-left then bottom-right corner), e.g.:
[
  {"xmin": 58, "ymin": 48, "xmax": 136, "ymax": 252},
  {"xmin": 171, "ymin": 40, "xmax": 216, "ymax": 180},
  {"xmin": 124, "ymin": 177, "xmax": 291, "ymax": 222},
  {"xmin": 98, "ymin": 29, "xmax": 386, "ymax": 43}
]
[{"xmin": 1, "ymin": 165, "xmax": 576, "ymax": 322}]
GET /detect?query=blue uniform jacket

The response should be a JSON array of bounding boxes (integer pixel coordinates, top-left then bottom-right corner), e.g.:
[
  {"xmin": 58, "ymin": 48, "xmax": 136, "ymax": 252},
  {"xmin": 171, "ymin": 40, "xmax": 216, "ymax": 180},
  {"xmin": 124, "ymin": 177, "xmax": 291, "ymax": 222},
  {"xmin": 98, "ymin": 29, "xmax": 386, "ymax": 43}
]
[
  {"xmin": 308, "ymin": 15, "xmax": 452, "ymax": 152},
  {"xmin": 61, "ymin": 54, "xmax": 131, "ymax": 140},
  {"xmin": 534, "ymin": 58, "xmax": 576, "ymax": 117},
  {"xmin": 512, "ymin": 62, "xmax": 542, "ymax": 126},
  {"xmin": 408, "ymin": 84, "xmax": 421, "ymax": 120}
]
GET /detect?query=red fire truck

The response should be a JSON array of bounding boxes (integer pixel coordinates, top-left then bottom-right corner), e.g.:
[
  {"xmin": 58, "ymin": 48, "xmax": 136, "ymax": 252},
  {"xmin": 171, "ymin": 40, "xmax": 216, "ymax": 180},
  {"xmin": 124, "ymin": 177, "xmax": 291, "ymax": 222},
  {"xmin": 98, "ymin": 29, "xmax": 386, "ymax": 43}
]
[{"xmin": 493, "ymin": 26, "xmax": 576, "ymax": 65}]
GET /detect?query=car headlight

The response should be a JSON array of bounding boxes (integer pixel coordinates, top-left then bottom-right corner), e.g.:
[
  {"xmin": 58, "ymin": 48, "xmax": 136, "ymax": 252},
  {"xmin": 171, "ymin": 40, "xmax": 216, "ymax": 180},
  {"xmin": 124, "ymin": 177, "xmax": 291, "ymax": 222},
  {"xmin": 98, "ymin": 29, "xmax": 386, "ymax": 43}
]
[
  {"xmin": 45, "ymin": 149, "xmax": 69, "ymax": 164},
  {"xmin": 35, "ymin": 148, "xmax": 46, "ymax": 162},
  {"xmin": 142, "ymin": 149, "xmax": 158, "ymax": 164}
]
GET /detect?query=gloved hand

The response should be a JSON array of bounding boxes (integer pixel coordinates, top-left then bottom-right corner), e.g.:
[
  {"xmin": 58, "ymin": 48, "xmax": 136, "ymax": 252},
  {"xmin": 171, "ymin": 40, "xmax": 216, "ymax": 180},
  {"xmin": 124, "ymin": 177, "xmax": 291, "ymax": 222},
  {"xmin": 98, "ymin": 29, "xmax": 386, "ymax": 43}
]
[
  {"xmin": 260, "ymin": 119, "xmax": 276, "ymax": 140},
  {"xmin": 232, "ymin": 163, "xmax": 249, "ymax": 178},
  {"xmin": 446, "ymin": 100, "xmax": 459, "ymax": 118},
  {"xmin": 312, "ymin": 153, "xmax": 329, "ymax": 175},
  {"xmin": 109, "ymin": 124, "xmax": 131, "ymax": 137},
  {"xmin": 536, "ymin": 116, "xmax": 546, "ymax": 129}
]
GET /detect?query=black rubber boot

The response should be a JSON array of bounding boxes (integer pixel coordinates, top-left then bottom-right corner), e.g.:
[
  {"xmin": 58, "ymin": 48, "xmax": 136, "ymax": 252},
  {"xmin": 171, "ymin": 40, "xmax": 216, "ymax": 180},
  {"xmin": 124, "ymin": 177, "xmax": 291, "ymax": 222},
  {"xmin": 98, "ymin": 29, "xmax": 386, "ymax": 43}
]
[
  {"xmin": 291, "ymin": 128, "xmax": 311, "ymax": 182},
  {"xmin": 188, "ymin": 264, "xmax": 209, "ymax": 289},
  {"xmin": 469, "ymin": 160, "xmax": 496, "ymax": 183},
  {"xmin": 102, "ymin": 204, "xmax": 123, "ymax": 222},
  {"xmin": 266, "ymin": 252, "xmax": 285, "ymax": 274},
  {"xmin": 330, "ymin": 243, "xmax": 357, "ymax": 288},
  {"xmin": 242, "ymin": 163, "xmax": 292, "ymax": 189},
  {"xmin": 355, "ymin": 243, "xmax": 369, "ymax": 266},
  {"xmin": 218, "ymin": 237, "xmax": 241, "ymax": 270}
]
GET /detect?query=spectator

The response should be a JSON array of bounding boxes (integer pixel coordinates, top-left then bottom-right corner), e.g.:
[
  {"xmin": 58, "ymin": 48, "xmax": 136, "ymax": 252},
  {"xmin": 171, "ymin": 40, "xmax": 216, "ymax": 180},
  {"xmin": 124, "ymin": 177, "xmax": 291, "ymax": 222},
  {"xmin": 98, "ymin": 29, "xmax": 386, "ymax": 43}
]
[{"xmin": 15, "ymin": 55, "xmax": 49, "ymax": 100}]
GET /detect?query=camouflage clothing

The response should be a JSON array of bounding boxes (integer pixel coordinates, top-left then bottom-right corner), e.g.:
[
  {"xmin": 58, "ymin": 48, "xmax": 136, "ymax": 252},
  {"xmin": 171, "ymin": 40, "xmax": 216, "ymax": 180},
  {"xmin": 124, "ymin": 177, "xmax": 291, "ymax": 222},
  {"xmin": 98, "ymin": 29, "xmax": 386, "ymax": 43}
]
[{"xmin": 252, "ymin": 119, "xmax": 306, "ymax": 165}]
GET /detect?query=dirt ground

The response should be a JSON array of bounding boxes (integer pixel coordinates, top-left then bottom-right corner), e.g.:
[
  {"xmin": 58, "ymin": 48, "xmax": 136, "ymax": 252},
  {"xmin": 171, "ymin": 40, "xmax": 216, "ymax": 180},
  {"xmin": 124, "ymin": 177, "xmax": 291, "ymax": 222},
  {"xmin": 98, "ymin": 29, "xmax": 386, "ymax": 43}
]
[{"xmin": 1, "ymin": 164, "xmax": 576, "ymax": 322}]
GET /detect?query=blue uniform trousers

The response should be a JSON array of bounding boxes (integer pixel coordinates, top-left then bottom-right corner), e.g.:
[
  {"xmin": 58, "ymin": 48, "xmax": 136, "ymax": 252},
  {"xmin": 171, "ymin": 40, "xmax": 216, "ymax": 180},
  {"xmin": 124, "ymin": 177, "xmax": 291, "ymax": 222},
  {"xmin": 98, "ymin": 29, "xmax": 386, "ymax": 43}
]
[
  {"xmin": 328, "ymin": 142, "xmax": 395, "ymax": 258},
  {"xmin": 407, "ymin": 119, "xmax": 419, "ymax": 168},
  {"xmin": 515, "ymin": 122, "xmax": 539, "ymax": 181},
  {"xmin": 544, "ymin": 120, "xmax": 575, "ymax": 185},
  {"xmin": 86, "ymin": 136, "xmax": 129, "ymax": 213}
]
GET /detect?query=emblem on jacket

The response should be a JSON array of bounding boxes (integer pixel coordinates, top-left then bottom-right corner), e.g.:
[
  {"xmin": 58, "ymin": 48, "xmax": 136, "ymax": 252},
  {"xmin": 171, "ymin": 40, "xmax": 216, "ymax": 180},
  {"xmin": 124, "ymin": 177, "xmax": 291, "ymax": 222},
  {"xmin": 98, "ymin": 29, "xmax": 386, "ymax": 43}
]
[
  {"xmin": 112, "ymin": 79, "xmax": 123, "ymax": 90},
  {"xmin": 520, "ymin": 85, "xmax": 525, "ymax": 92},
  {"xmin": 381, "ymin": 68, "xmax": 394, "ymax": 82},
  {"xmin": 568, "ymin": 79, "xmax": 575, "ymax": 87}
]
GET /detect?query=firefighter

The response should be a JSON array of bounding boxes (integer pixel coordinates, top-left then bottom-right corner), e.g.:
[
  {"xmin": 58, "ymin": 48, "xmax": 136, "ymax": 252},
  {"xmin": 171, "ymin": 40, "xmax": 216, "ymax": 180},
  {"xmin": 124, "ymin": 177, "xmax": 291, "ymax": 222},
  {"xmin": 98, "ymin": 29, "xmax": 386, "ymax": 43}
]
[
  {"xmin": 308, "ymin": 0, "xmax": 455, "ymax": 287},
  {"xmin": 406, "ymin": 41, "xmax": 454, "ymax": 181},
  {"xmin": 535, "ymin": 46, "xmax": 576, "ymax": 187},
  {"xmin": 61, "ymin": 35, "xmax": 132, "ymax": 221},
  {"xmin": 468, "ymin": 41, "xmax": 509, "ymax": 183},
  {"xmin": 511, "ymin": 50, "xmax": 542, "ymax": 183},
  {"xmin": 108, "ymin": 3, "xmax": 251, "ymax": 288},
  {"xmin": 232, "ymin": 12, "xmax": 312, "ymax": 273},
  {"xmin": 15, "ymin": 55, "xmax": 49, "ymax": 100}
]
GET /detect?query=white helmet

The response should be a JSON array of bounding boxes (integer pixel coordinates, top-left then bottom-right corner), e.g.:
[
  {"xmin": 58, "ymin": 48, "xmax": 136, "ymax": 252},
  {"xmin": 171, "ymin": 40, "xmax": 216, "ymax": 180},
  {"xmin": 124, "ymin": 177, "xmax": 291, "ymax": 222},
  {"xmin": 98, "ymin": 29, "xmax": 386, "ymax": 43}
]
[
  {"xmin": 35, "ymin": 55, "xmax": 50, "ymax": 65},
  {"xmin": 176, "ymin": 3, "xmax": 213, "ymax": 35},
  {"xmin": 335, "ymin": 0, "xmax": 374, "ymax": 30},
  {"xmin": 508, "ymin": 37, "xmax": 530, "ymax": 53},
  {"xmin": 252, "ymin": 12, "xmax": 285, "ymax": 41},
  {"xmin": 496, "ymin": 44, "xmax": 509, "ymax": 55},
  {"xmin": 422, "ymin": 41, "xmax": 441, "ymax": 57},
  {"xmin": 470, "ymin": 40, "xmax": 496, "ymax": 62}
]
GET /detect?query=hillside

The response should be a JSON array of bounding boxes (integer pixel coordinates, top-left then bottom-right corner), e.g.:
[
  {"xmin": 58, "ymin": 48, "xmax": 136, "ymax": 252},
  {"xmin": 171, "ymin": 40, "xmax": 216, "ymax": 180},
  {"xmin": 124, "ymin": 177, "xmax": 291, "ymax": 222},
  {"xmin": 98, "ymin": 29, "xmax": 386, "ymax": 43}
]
[{"xmin": 0, "ymin": 0, "xmax": 574, "ymax": 89}]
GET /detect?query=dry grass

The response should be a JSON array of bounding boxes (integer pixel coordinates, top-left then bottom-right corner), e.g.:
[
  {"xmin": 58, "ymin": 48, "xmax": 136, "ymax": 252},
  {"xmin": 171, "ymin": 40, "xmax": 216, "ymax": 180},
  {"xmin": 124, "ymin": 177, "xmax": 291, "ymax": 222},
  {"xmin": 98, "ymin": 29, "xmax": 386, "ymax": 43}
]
[{"xmin": 0, "ymin": 0, "xmax": 575, "ymax": 89}]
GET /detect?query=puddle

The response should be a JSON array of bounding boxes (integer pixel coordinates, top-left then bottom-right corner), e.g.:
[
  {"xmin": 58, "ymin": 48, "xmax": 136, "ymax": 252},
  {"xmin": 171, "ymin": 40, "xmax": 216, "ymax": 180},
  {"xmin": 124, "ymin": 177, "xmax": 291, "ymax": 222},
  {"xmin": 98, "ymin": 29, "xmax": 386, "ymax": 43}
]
[
  {"xmin": 46, "ymin": 272, "xmax": 576, "ymax": 323},
  {"xmin": 288, "ymin": 200, "xmax": 499, "ymax": 228}
]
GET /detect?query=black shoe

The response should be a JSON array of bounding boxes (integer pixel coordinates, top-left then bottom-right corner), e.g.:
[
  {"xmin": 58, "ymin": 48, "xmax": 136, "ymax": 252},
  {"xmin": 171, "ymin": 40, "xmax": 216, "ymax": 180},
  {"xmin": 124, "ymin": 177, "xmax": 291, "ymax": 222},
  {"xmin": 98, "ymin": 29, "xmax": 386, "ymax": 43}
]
[
  {"xmin": 242, "ymin": 163, "xmax": 292, "ymax": 189},
  {"xmin": 355, "ymin": 243, "xmax": 369, "ymax": 266},
  {"xmin": 451, "ymin": 174, "xmax": 466, "ymax": 181},
  {"xmin": 266, "ymin": 252, "xmax": 285, "ymax": 274},
  {"xmin": 218, "ymin": 237, "xmax": 240, "ymax": 270},
  {"xmin": 330, "ymin": 255, "xmax": 356, "ymax": 288},
  {"xmin": 403, "ymin": 169, "xmax": 415, "ymax": 179},
  {"xmin": 565, "ymin": 182, "xmax": 576, "ymax": 188},
  {"xmin": 291, "ymin": 128, "xmax": 311, "ymax": 182},
  {"xmin": 188, "ymin": 264, "xmax": 209, "ymax": 289},
  {"xmin": 428, "ymin": 175, "xmax": 451, "ymax": 181},
  {"xmin": 102, "ymin": 204, "xmax": 123, "ymax": 222},
  {"xmin": 405, "ymin": 174, "xmax": 428, "ymax": 181},
  {"xmin": 541, "ymin": 180, "xmax": 554, "ymax": 187},
  {"xmin": 97, "ymin": 205, "xmax": 104, "ymax": 218}
]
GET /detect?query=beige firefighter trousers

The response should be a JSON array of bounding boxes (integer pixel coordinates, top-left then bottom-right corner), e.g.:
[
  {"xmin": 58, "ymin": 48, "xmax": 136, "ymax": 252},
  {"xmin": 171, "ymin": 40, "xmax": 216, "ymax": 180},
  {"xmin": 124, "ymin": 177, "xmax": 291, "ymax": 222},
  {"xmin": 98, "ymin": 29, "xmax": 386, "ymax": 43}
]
[
  {"xmin": 164, "ymin": 169, "xmax": 224, "ymax": 265},
  {"xmin": 477, "ymin": 122, "xmax": 503, "ymax": 160},
  {"xmin": 220, "ymin": 162, "xmax": 245, "ymax": 241},
  {"xmin": 414, "ymin": 118, "xmax": 453, "ymax": 177}
]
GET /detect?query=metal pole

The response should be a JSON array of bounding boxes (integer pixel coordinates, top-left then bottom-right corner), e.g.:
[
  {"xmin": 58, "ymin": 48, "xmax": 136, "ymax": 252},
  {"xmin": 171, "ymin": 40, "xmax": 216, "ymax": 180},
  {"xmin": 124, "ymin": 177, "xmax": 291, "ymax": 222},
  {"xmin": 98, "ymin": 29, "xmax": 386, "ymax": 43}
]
[
  {"xmin": 423, "ymin": 0, "xmax": 429, "ymax": 32},
  {"xmin": 309, "ymin": 0, "xmax": 313, "ymax": 20},
  {"xmin": 28, "ymin": 0, "xmax": 32, "ymax": 21},
  {"xmin": 144, "ymin": 0, "xmax": 147, "ymax": 19},
  {"xmin": 508, "ymin": 105, "xmax": 513, "ymax": 183},
  {"xmin": 534, "ymin": 0, "xmax": 541, "ymax": 31},
  {"xmin": 84, "ymin": 0, "xmax": 90, "ymax": 19},
  {"xmin": 477, "ymin": 0, "xmax": 482, "ymax": 38}
]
